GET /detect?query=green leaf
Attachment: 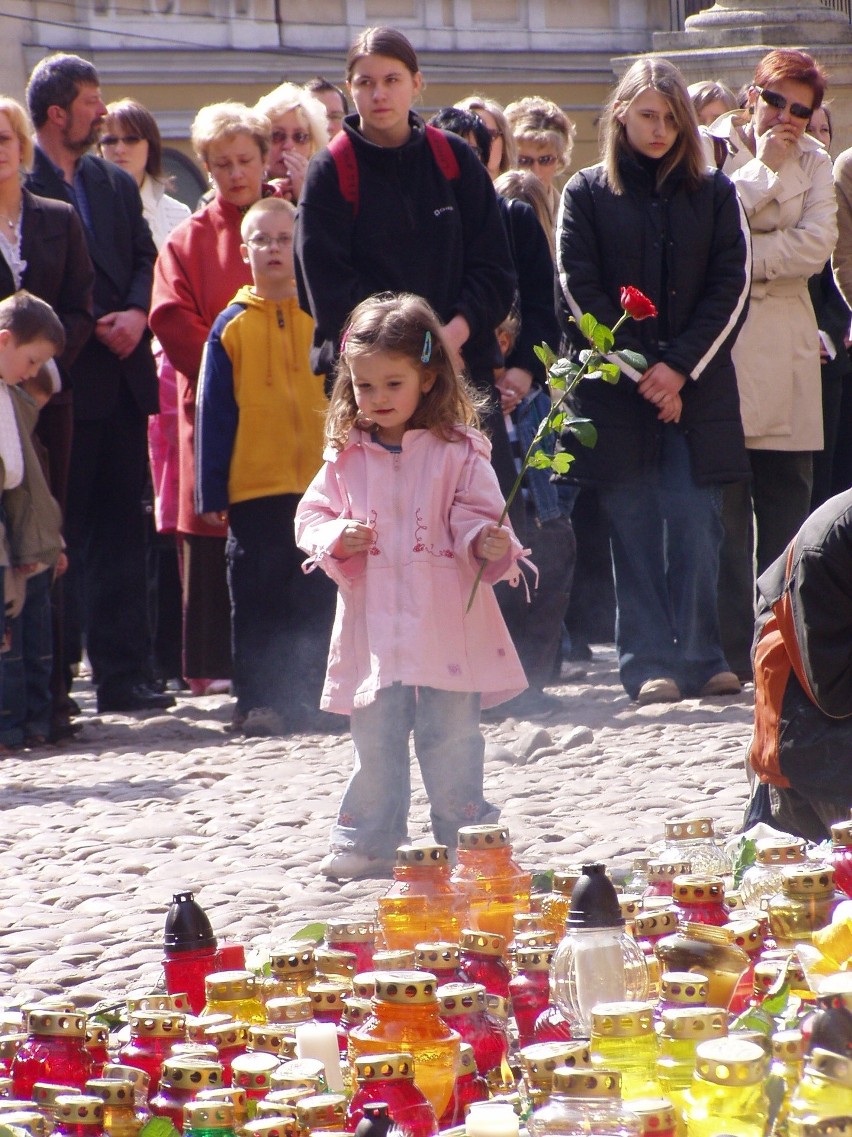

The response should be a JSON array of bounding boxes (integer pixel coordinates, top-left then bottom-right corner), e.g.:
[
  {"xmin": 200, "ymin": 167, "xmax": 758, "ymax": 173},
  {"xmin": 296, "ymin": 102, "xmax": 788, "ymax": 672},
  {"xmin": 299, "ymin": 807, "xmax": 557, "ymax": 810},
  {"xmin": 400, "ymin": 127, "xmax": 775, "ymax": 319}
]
[
  {"xmin": 579, "ymin": 313, "xmax": 598, "ymax": 341},
  {"xmin": 550, "ymin": 358, "xmax": 579, "ymax": 379},
  {"xmin": 615, "ymin": 348, "xmax": 648, "ymax": 372},
  {"xmin": 566, "ymin": 419, "xmax": 597, "ymax": 448},
  {"xmin": 549, "ymin": 411, "xmax": 566, "ymax": 433},
  {"xmin": 578, "ymin": 349, "xmax": 595, "ymax": 365},
  {"xmin": 599, "ymin": 362, "xmax": 621, "ymax": 385},
  {"xmin": 140, "ymin": 1119, "xmax": 180, "ymax": 1137},
  {"xmin": 550, "ymin": 453, "xmax": 574, "ymax": 474},
  {"xmin": 534, "ymin": 342, "xmax": 557, "ymax": 369},
  {"xmin": 527, "ymin": 450, "xmax": 554, "ymax": 470},
  {"xmin": 732, "ymin": 836, "xmax": 757, "ymax": 889},
  {"xmin": 548, "ymin": 375, "xmax": 566, "ymax": 392},
  {"xmin": 590, "ymin": 324, "xmax": 615, "ymax": 353},
  {"xmin": 585, "ymin": 369, "xmax": 602, "ymax": 381},
  {"xmin": 291, "ymin": 921, "xmax": 326, "ymax": 942},
  {"xmin": 531, "ymin": 869, "xmax": 553, "ymax": 892}
]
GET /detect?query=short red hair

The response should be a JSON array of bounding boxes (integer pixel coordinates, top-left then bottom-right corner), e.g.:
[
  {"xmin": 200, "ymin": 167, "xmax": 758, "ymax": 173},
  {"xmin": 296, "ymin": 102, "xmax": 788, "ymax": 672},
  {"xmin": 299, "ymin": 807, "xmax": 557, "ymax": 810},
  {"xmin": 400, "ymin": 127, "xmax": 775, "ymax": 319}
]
[{"xmin": 753, "ymin": 48, "xmax": 828, "ymax": 110}]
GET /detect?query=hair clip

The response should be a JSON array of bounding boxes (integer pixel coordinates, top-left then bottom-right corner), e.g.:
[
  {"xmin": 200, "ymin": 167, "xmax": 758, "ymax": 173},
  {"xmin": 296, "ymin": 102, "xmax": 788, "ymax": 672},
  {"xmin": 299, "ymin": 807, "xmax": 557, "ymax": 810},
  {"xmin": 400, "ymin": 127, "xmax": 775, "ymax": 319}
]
[
  {"xmin": 421, "ymin": 330, "xmax": 432, "ymax": 364},
  {"xmin": 340, "ymin": 326, "xmax": 350, "ymax": 352}
]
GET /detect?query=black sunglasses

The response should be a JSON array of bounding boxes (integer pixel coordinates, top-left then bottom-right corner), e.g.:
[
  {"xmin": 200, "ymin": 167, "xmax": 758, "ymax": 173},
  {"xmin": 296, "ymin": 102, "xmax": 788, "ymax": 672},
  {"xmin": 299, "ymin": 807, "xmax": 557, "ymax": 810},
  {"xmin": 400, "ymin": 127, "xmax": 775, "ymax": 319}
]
[
  {"xmin": 754, "ymin": 85, "xmax": 813, "ymax": 122},
  {"xmin": 100, "ymin": 134, "xmax": 143, "ymax": 147}
]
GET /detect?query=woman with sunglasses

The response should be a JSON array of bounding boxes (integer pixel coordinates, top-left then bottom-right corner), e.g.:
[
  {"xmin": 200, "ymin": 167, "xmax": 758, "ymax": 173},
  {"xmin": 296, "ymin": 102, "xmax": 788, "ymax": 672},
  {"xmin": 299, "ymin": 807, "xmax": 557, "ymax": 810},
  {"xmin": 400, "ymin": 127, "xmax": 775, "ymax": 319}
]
[
  {"xmin": 505, "ymin": 97, "xmax": 575, "ymax": 229},
  {"xmin": 255, "ymin": 82, "xmax": 328, "ymax": 204},
  {"xmin": 99, "ymin": 99, "xmax": 190, "ymax": 249},
  {"xmin": 703, "ymin": 48, "xmax": 837, "ymax": 679}
]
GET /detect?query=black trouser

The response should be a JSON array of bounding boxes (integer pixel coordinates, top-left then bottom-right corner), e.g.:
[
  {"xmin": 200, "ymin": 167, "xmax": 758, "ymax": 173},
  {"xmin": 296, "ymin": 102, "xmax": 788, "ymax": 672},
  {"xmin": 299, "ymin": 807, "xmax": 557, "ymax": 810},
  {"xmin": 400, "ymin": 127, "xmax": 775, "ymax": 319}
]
[
  {"xmin": 226, "ymin": 493, "xmax": 334, "ymax": 722},
  {"xmin": 64, "ymin": 385, "xmax": 151, "ymax": 693},
  {"xmin": 495, "ymin": 507, "xmax": 575, "ymax": 689},
  {"xmin": 718, "ymin": 450, "xmax": 812, "ymax": 677}
]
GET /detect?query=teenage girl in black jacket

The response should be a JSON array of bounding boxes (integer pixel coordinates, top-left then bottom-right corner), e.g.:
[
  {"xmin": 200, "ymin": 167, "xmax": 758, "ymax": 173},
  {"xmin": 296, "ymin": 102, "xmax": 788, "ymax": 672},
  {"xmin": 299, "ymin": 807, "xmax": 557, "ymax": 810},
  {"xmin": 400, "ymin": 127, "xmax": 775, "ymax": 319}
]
[
  {"xmin": 556, "ymin": 57, "xmax": 751, "ymax": 705},
  {"xmin": 294, "ymin": 26, "xmax": 517, "ymax": 489}
]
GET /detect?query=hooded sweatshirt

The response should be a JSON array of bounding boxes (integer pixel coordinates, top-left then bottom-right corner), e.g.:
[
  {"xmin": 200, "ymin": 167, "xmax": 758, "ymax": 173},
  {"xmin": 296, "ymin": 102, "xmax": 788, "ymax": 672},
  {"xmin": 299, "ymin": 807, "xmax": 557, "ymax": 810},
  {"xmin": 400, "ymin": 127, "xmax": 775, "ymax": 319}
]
[{"xmin": 195, "ymin": 286, "xmax": 327, "ymax": 513}]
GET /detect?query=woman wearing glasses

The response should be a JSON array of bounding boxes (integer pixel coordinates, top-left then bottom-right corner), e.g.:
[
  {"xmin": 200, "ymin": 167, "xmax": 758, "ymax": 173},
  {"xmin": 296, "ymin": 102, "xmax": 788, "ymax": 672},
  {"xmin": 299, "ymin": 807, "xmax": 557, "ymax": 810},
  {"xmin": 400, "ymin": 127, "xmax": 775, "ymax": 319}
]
[
  {"xmin": 150, "ymin": 103, "xmax": 287, "ymax": 706},
  {"xmin": 505, "ymin": 97, "xmax": 575, "ymax": 229},
  {"xmin": 703, "ymin": 49, "xmax": 837, "ymax": 679},
  {"xmin": 99, "ymin": 100, "xmax": 190, "ymax": 249},
  {"xmin": 255, "ymin": 83, "xmax": 328, "ymax": 204}
]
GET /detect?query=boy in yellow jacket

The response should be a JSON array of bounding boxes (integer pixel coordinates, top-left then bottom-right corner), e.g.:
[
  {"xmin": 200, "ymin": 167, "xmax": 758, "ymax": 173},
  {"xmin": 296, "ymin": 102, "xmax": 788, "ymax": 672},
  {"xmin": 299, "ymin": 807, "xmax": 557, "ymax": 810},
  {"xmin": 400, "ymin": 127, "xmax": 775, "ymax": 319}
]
[{"xmin": 195, "ymin": 198, "xmax": 330, "ymax": 736}]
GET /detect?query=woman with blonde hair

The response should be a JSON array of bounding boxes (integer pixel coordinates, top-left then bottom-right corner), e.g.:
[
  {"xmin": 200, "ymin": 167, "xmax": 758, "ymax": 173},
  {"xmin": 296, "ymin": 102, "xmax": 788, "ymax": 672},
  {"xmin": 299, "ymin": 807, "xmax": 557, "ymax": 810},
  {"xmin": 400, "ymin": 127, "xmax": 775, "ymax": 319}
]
[
  {"xmin": 505, "ymin": 96, "xmax": 575, "ymax": 219},
  {"xmin": 255, "ymin": 81, "xmax": 329, "ymax": 202},
  {"xmin": 455, "ymin": 94, "xmax": 517, "ymax": 179},
  {"xmin": 556, "ymin": 56, "xmax": 751, "ymax": 705},
  {"xmin": 688, "ymin": 79, "xmax": 737, "ymax": 126},
  {"xmin": 150, "ymin": 101, "xmax": 283, "ymax": 705}
]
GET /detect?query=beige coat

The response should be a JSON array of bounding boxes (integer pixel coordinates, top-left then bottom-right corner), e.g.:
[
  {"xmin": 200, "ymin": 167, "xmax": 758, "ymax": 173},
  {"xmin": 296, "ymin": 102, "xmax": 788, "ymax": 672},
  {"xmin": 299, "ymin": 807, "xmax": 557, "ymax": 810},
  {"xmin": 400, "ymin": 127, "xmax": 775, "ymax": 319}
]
[{"xmin": 704, "ymin": 113, "xmax": 837, "ymax": 450}]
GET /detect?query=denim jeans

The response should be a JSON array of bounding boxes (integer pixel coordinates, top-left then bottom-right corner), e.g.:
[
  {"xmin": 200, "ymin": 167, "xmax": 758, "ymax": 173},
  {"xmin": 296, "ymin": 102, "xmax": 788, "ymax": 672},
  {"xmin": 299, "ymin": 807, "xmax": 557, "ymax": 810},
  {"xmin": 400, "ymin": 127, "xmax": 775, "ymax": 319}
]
[
  {"xmin": 332, "ymin": 684, "xmax": 499, "ymax": 858},
  {"xmin": 598, "ymin": 425, "xmax": 729, "ymax": 699},
  {"xmin": 1, "ymin": 569, "xmax": 53, "ymax": 745}
]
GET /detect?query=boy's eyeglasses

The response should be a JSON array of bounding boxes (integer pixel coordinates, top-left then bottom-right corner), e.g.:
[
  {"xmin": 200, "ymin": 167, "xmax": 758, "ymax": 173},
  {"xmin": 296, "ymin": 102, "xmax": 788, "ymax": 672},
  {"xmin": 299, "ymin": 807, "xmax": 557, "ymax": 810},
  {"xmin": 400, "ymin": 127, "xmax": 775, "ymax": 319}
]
[
  {"xmin": 271, "ymin": 129, "xmax": 311, "ymax": 145},
  {"xmin": 101, "ymin": 134, "xmax": 143, "ymax": 147},
  {"xmin": 517, "ymin": 153, "xmax": 558, "ymax": 168},
  {"xmin": 246, "ymin": 234, "xmax": 293, "ymax": 250},
  {"xmin": 754, "ymin": 85, "xmax": 813, "ymax": 121}
]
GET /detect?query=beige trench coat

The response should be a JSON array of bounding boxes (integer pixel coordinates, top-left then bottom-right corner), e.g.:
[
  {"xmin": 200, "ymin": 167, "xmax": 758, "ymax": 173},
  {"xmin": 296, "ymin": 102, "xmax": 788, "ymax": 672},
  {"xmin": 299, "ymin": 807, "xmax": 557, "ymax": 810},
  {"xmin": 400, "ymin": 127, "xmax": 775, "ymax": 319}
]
[{"xmin": 704, "ymin": 113, "xmax": 837, "ymax": 451}]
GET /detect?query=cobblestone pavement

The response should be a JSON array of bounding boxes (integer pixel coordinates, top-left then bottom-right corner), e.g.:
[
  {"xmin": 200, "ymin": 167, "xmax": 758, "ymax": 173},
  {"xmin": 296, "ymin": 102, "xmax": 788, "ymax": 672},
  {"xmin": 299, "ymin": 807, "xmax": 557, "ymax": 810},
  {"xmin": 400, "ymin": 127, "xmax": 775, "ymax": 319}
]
[{"xmin": 0, "ymin": 648, "xmax": 754, "ymax": 1007}]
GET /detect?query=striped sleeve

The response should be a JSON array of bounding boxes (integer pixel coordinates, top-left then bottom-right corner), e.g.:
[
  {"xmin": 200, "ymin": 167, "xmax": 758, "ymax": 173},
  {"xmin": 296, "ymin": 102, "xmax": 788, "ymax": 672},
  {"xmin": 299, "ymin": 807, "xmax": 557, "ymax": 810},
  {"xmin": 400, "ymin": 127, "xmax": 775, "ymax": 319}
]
[
  {"xmin": 194, "ymin": 305, "xmax": 242, "ymax": 515},
  {"xmin": 664, "ymin": 173, "xmax": 751, "ymax": 382}
]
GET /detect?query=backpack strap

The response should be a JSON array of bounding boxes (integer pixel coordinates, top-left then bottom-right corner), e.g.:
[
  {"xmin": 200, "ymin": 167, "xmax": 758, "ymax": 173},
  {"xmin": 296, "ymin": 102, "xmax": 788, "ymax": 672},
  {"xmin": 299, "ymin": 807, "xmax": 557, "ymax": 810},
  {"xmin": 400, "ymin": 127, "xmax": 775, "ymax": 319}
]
[
  {"xmin": 328, "ymin": 130, "xmax": 360, "ymax": 213},
  {"xmin": 424, "ymin": 124, "xmax": 461, "ymax": 182},
  {"xmin": 329, "ymin": 125, "xmax": 460, "ymax": 218}
]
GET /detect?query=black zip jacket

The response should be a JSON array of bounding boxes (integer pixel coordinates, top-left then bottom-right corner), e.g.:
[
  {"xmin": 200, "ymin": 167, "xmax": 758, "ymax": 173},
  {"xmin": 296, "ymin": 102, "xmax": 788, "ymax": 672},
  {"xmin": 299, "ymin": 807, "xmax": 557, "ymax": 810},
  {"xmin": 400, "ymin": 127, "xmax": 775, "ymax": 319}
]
[
  {"xmin": 295, "ymin": 113, "xmax": 516, "ymax": 381},
  {"xmin": 497, "ymin": 195, "xmax": 560, "ymax": 384},
  {"xmin": 555, "ymin": 152, "xmax": 751, "ymax": 486}
]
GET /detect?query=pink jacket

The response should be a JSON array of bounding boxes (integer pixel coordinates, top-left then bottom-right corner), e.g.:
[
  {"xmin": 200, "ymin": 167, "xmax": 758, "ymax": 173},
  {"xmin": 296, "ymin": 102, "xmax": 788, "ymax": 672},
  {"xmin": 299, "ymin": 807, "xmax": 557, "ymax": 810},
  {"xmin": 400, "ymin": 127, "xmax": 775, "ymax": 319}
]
[{"xmin": 295, "ymin": 425, "xmax": 528, "ymax": 713}]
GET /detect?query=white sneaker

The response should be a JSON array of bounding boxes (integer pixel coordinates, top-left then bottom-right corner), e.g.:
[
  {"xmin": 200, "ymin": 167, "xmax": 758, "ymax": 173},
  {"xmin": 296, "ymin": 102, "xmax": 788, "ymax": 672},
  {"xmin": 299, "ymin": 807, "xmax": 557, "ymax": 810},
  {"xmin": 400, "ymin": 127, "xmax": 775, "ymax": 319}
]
[{"xmin": 319, "ymin": 850, "xmax": 396, "ymax": 880}]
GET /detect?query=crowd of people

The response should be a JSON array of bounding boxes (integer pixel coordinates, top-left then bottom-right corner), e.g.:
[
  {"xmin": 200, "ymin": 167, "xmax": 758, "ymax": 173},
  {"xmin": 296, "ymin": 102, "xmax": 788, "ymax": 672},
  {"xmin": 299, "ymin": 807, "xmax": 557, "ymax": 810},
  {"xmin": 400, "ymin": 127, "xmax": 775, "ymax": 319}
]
[{"xmin": 0, "ymin": 36, "xmax": 851, "ymax": 869}]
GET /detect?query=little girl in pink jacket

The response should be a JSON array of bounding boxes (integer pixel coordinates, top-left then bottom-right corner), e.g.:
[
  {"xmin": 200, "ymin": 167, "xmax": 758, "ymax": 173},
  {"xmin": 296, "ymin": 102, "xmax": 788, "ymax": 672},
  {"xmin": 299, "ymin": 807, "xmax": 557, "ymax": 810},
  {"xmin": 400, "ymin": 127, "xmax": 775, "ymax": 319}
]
[{"xmin": 296, "ymin": 292, "xmax": 527, "ymax": 881}]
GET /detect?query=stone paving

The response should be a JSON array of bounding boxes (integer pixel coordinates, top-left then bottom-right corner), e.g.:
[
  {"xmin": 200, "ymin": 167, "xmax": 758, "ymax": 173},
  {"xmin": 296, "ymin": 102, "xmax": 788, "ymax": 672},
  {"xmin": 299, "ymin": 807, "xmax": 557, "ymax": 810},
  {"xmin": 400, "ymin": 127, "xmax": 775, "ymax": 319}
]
[{"xmin": 0, "ymin": 648, "xmax": 754, "ymax": 1008}]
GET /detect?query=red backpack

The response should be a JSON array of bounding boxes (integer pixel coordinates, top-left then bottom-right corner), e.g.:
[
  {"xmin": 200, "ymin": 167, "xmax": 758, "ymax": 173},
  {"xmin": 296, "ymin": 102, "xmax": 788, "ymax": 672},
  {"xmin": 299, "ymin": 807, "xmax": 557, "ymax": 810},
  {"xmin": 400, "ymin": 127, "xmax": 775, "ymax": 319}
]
[{"xmin": 328, "ymin": 125, "xmax": 460, "ymax": 216}]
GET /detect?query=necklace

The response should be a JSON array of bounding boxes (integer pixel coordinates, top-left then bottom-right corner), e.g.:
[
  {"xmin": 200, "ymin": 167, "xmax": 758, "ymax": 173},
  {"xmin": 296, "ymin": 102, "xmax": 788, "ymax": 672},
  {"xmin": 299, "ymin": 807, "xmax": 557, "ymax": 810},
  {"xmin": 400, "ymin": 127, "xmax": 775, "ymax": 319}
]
[{"xmin": 0, "ymin": 204, "xmax": 21, "ymax": 231}]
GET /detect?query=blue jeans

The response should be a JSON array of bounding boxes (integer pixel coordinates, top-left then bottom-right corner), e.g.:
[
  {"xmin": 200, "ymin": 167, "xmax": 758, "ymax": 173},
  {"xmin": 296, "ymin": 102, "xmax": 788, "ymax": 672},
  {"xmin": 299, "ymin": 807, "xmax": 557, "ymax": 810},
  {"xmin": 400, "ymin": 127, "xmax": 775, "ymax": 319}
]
[
  {"xmin": 598, "ymin": 425, "xmax": 729, "ymax": 699},
  {"xmin": 332, "ymin": 684, "xmax": 499, "ymax": 858},
  {"xmin": 1, "ymin": 569, "xmax": 53, "ymax": 745}
]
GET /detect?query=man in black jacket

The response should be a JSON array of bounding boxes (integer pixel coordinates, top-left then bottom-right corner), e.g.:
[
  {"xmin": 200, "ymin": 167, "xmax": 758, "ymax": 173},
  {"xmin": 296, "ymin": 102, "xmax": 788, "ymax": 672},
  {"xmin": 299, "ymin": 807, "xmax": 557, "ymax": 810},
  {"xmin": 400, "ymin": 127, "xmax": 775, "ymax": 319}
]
[
  {"xmin": 26, "ymin": 53, "xmax": 172, "ymax": 713},
  {"xmin": 748, "ymin": 488, "xmax": 852, "ymax": 840}
]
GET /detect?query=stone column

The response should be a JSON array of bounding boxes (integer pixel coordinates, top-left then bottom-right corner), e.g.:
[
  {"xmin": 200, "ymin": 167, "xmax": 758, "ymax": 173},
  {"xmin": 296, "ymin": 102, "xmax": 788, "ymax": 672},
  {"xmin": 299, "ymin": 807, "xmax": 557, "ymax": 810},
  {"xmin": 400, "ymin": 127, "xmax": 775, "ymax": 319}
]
[{"xmin": 614, "ymin": 0, "xmax": 852, "ymax": 144}]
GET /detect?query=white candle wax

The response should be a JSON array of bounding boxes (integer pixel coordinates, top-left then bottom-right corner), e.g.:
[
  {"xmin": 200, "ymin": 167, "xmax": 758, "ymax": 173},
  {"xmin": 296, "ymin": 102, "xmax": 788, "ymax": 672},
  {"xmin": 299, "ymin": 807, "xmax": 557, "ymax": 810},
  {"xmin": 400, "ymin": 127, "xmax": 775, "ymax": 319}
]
[
  {"xmin": 294, "ymin": 1020, "xmax": 345, "ymax": 1092},
  {"xmin": 465, "ymin": 1101, "xmax": 520, "ymax": 1137}
]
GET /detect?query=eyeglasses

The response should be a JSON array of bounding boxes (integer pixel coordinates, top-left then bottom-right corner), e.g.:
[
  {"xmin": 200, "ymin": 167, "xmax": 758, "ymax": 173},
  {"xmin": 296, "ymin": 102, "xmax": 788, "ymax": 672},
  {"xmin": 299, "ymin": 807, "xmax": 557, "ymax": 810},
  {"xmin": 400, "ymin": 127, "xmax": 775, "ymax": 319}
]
[
  {"xmin": 754, "ymin": 85, "xmax": 813, "ymax": 122},
  {"xmin": 271, "ymin": 129, "xmax": 311, "ymax": 146},
  {"xmin": 246, "ymin": 233, "xmax": 293, "ymax": 250},
  {"xmin": 100, "ymin": 134, "xmax": 143, "ymax": 147},
  {"xmin": 517, "ymin": 153, "xmax": 558, "ymax": 168}
]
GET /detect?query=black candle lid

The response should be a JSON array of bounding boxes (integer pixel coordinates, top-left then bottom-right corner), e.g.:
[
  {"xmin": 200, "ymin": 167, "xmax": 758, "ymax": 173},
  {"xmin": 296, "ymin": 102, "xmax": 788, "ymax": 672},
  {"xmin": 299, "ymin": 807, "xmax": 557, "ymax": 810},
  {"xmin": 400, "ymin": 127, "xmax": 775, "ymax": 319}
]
[
  {"xmin": 164, "ymin": 890, "xmax": 217, "ymax": 953},
  {"xmin": 567, "ymin": 864, "xmax": 624, "ymax": 929}
]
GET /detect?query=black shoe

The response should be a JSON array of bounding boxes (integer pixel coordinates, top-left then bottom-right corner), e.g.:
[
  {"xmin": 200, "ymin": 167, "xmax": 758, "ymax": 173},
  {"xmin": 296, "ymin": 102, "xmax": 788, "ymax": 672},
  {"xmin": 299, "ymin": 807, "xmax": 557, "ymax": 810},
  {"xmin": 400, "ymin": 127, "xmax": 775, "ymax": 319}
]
[{"xmin": 97, "ymin": 682, "xmax": 176, "ymax": 713}]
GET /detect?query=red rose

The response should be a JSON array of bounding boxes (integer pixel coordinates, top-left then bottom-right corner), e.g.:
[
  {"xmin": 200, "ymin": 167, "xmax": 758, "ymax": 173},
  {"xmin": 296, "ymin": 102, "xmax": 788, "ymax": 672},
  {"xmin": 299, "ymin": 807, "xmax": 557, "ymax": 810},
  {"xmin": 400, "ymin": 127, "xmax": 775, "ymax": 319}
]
[{"xmin": 619, "ymin": 286, "xmax": 657, "ymax": 321}]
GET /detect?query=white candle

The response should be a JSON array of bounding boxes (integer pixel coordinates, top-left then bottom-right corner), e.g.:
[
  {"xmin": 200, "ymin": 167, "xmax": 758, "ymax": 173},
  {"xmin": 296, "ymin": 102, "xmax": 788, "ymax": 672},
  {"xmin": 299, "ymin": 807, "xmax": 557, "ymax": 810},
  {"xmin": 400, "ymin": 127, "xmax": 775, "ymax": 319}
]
[
  {"xmin": 465, "ymin": 1101, "xmax": 519, "ymax": 1137},
  {"xmin": 294, "ymin": 1020, "xmax": 345, "ymax": 1092}
]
